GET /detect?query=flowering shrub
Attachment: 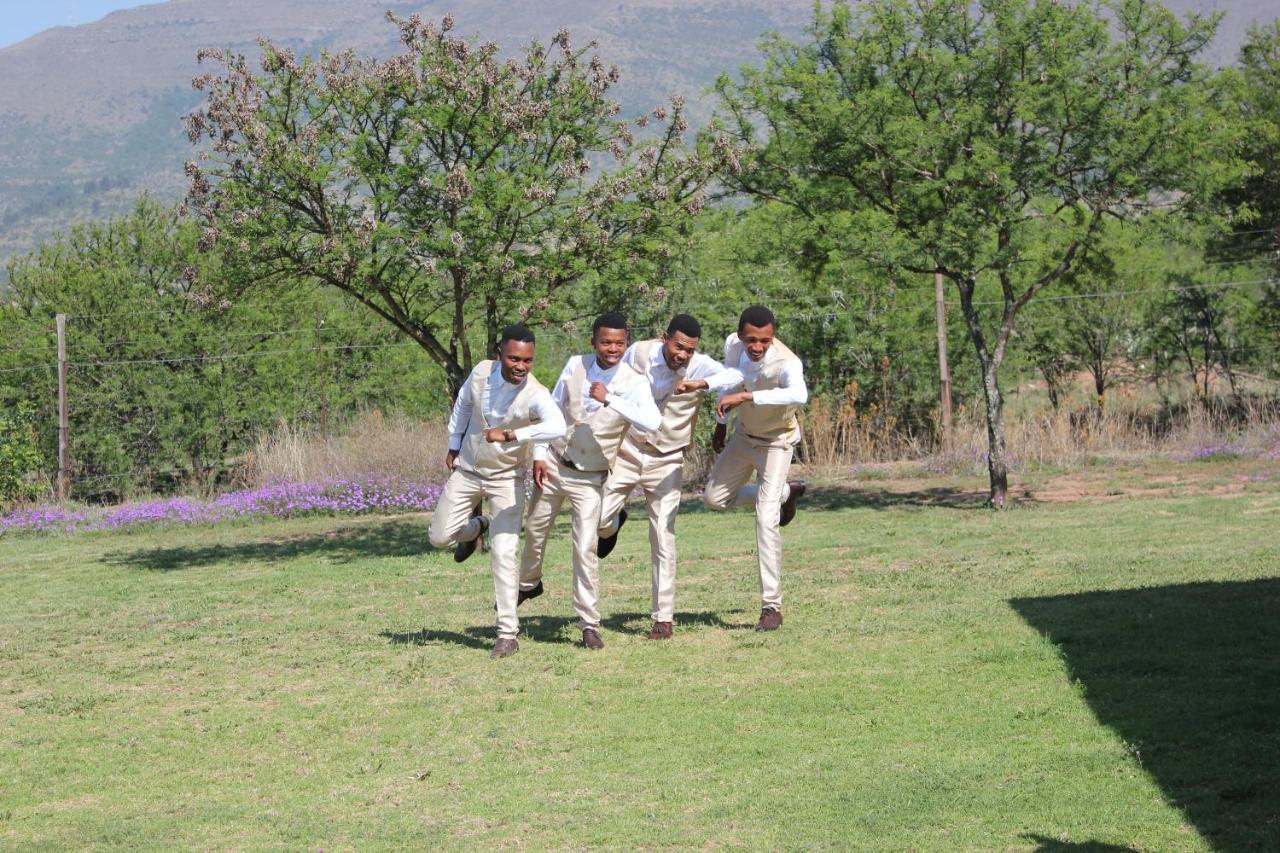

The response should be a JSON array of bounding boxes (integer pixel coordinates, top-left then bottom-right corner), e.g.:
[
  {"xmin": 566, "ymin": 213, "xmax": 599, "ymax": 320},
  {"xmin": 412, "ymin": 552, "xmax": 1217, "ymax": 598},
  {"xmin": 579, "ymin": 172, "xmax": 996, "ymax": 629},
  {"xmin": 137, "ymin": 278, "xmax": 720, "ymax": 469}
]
[{"xmin": 0, "ymin": 475, "xmax": 443, "ymax": 536}]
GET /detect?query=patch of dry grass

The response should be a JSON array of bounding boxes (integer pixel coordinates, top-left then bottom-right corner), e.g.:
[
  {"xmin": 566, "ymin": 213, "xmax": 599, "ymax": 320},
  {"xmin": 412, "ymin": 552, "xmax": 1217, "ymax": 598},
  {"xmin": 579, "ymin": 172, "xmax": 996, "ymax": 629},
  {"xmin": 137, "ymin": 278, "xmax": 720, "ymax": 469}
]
[
  {"xmin": 248, "ymin": 410, "xmax": 449, "ymax": 484},
  {"xmin": 801, "ymin": 380, "xmax": 1280, "ymax": 480}
]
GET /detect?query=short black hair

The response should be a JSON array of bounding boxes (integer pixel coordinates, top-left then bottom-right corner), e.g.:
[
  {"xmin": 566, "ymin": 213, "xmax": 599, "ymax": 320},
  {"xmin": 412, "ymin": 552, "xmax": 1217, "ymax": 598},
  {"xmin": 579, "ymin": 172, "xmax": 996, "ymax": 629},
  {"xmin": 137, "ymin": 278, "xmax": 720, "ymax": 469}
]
[
  {"xmin": 499, "ymin": 324, "xmax": 536, "ymax": 346},
  {"xmin": 666, "ymin": 314, "xmax": 702, "ymax": 339},
  {"xmin": 738, "ymin": 305, "xmax": 776, "ymax": 333},
  {"xmin": 592, "ymin": 312, "xmax": 628, "ymax": 337}
]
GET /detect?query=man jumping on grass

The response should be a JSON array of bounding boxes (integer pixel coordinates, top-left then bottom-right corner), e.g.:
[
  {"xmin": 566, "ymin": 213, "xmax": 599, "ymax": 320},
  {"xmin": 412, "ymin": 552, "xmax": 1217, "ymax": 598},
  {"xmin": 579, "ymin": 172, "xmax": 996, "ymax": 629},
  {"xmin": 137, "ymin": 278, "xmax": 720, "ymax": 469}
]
[
  {"xmin": 703, "ymin": 305, "xmax": 808, "ymax": 633},
  {"xmin": 594, "ymin": 313, "xmax": 743, "ymax": 640},
  {"xmin": 428, "ymin": 324, "xmax": 566, "ymax": 659},
  {"xmin": 517, "ymin": 312, "xmax": 661, "ymax": 651}
]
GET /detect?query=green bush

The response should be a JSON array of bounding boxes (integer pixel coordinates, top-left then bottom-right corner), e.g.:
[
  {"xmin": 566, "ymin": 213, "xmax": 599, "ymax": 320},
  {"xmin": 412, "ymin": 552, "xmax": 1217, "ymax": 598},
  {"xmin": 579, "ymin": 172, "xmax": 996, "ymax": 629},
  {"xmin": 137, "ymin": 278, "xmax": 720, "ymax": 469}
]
[{"xmin": 0, "ymin": 401, "xmax": 43, "ymax": 505}]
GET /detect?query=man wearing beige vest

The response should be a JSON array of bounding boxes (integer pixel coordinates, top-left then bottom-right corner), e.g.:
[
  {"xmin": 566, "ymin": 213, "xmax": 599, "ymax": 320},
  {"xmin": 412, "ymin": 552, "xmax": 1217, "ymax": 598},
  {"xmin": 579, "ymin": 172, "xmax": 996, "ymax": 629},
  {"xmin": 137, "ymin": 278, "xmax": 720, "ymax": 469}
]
[
  {"xmin": 595, "ymin": 314, "xmax": 744, "ymax": 640},
  {"xmin": 704, "ymin": 305, "xmax": 809, "ymax": 632},
  {"xmin": 429, "ymin": 325, "xmax": 566, "ymax": 659},
  {"xmin": 518, "ymin": 313, "xmax": 661, "ymax": 650}
]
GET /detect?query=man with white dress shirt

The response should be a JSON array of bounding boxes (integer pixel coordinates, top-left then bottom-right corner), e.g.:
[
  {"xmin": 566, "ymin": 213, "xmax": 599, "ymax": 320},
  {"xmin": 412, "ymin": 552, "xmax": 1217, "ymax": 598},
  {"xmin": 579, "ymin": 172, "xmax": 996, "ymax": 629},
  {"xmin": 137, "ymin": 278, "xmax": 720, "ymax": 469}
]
[
  {"xmin": 594, "ymin": 314, "xmax": 743, "ymax": 640},
  {"xmin": 703, "ymin": 305, "xmax": 808, "ymax": 633},
  {"xmin": 429, "ymin": 324, "xmax": 566, "ymax": 659},
  {"xmin": 518, "ymin": 313, "xmax": 662, "ymax": 650}
]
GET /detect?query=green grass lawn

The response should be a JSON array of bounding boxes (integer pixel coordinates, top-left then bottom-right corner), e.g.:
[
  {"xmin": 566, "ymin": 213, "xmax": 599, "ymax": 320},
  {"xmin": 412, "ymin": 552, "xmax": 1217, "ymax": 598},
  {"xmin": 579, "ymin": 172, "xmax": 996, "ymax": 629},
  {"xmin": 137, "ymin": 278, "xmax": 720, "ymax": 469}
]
[{"xmin": 1, "ymin": 473, "xmax": 1278, "ymax": 849}]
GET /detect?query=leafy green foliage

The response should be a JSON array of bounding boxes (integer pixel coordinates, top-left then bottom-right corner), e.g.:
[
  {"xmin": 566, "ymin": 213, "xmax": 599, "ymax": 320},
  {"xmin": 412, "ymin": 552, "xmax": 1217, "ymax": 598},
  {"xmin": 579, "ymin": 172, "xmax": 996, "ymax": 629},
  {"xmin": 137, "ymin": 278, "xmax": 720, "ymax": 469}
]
[
  {"xmin": 0, "ymin": 197, "xmax": 443, "ymax": 500},
  {"xmin": 713, "ymin": 0, "xmax": 1243, "ymax": 503},
  {"xmin": 185, "ymin": 14, "xmax": 737, "ymax": 394},
  {"xmin": 0, "ymin": 401, "xmax": 42, "ymax": 505}
]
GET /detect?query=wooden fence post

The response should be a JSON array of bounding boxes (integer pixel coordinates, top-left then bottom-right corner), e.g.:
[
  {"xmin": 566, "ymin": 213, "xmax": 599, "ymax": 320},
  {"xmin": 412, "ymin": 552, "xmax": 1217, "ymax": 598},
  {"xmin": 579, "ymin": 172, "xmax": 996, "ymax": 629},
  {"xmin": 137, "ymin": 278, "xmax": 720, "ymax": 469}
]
[
  {"xmin": 935, "ymin": 271, "xmax": 953, "ymax": 447},
  {"xmin": 56, "ymin": 313, "xmax": 70, "ymax": 500}
]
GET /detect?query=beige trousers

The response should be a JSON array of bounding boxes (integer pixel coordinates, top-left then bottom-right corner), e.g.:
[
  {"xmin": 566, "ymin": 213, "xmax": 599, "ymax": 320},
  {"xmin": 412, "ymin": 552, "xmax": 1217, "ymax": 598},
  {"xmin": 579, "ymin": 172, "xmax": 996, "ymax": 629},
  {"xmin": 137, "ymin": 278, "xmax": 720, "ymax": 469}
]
[
  {"xmin": 428, "ymin": 468, "xmax": 526, "ymax": 639},
  {"xmin": 599, "ymin": 435, "xmax": 685, "ymax": 622},
  {"xmin": 519, "ymin": 457, "xmax": 607, "ymax": 630},
  {"xmin": 702, "ymin": 429, "xmax": 794, "ymax": 611}
]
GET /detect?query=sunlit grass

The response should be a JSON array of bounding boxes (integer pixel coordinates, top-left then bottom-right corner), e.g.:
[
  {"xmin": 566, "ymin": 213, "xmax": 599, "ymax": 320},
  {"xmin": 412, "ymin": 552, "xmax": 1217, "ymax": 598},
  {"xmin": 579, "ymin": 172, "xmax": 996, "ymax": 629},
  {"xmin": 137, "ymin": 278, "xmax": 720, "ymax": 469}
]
[{"xmin": 1, "ymin": 467, "xmax": 1277, "ymax": 848}]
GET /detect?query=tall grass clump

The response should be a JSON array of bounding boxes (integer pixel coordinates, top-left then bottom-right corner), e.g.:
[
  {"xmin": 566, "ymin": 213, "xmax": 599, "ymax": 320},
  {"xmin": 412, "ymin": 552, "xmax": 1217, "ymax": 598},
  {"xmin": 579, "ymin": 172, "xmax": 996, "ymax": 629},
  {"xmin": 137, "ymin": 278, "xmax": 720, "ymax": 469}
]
[{"xmin": 249, "ymin": 410, "xmax": 449, "ymax": 485}]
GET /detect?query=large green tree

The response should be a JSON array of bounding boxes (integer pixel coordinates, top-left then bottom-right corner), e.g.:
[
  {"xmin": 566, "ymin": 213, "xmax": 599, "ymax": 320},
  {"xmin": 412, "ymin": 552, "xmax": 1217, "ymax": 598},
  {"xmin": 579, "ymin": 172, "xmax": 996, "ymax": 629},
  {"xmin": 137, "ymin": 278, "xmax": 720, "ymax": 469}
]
[
  {"xmin": 185, "ymin": 13, "xmax": 736, "ymax": 396},
  {"xmin": 715, "ymin": 0, "xmax": 1239, "ymax": 505},
  {"xmin": 1, "ymin": 197, "xmax": 437, "ymax": 499}
]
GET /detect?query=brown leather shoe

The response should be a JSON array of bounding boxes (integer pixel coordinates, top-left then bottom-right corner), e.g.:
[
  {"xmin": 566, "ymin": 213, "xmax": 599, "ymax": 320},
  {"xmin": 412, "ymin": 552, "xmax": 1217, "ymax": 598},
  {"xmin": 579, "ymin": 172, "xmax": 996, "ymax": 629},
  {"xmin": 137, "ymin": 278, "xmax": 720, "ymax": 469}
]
[
  {"xmin": 453, "ymin": 505, "xmax": 488, "ymax": 563},
  {"xmin": 516, "ymin": 581, "xmax": 544, "ymax": 606},
  {"xmin": 581, "ymin": 627, "xmax": 605, "ymax": 650},
  {"xmin": 597, "ymin": 508, "xmax": 628, "ymax": 559},
  {"xmin": 490, "ymin": 637, "xmax": 519, "ymax": 659},
  {"xmin": 755, "ymin": 608, "xmax": 783, "ymax": 632},
  {"xmin": 779, "ymin": 481, "xmax": 806, "ymax": 527},
  {"xmin": 646, "ymin": 621, "xmax": 673, "ymax": 640}
]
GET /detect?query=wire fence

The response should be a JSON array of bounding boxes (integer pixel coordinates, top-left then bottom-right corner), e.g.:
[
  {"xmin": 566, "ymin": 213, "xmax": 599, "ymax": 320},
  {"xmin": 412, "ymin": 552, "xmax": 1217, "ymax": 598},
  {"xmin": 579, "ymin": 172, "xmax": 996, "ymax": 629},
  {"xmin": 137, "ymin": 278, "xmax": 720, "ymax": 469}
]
[{"xmin": 2, "ymin": 260, "xmax": 1278, "ymax": 502}]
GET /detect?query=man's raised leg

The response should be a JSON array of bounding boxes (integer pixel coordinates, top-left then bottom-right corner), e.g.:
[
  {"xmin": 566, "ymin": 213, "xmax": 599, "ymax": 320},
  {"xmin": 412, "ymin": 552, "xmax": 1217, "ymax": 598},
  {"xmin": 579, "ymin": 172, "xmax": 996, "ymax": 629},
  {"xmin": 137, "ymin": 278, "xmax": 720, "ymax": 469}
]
[
  {"xmin": 428, "ymin": 469, "xmax": 485, "ymax": 550},
  {"xmin": 487, "ymin": 477, "xmax": 526, "ymax": 654}
]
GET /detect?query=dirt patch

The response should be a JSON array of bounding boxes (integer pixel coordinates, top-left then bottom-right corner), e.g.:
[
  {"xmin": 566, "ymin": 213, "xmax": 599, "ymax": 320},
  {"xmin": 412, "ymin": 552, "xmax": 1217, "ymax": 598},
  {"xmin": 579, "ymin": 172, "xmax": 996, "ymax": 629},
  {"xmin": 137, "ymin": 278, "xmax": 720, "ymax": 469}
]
[{"xmin": 810, "ymin": 457, "xmax": 1280, "ymax": 507}]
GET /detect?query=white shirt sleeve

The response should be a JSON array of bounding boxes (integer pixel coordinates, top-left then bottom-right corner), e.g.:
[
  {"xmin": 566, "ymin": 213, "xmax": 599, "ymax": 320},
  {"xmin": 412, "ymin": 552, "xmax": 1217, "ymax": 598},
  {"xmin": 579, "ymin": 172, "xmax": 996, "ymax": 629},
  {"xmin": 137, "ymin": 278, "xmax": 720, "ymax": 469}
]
[
  {"xmin": 548, "ymin": 357, "xmax": 576, "ymax": 414},
  {"xmin": 514, "ymin": 387, "xmax": 568, "ymax": 445},
  {"xmin": 532, "ymin": 357, "xmax": 577, "ymax": 460},
  {"xmin": 605, "ymin": 380, "xmax": 662, "ymax": 432},
  {"xmin": 687, "ymin": 352, "xmax": 743, "ymax": 391},
  {"xmin": 620, "ymin": 343, "xmax": 641, "ymax": 372},
  {"xmin": 446, "ymin": 367, "xmax": 478, "ymax": 451},
  {"xmin": 749, "ymin": 359, "xmax": 809, "ymax": 407}
]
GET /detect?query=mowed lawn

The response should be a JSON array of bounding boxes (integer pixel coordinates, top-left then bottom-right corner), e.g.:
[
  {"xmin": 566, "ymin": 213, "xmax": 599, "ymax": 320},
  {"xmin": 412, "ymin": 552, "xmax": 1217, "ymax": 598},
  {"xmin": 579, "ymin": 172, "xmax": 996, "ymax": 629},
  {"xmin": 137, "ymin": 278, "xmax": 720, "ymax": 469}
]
[{"xmin": 1, "ymin": 471, "xmax": 1278, "ymax": 849}]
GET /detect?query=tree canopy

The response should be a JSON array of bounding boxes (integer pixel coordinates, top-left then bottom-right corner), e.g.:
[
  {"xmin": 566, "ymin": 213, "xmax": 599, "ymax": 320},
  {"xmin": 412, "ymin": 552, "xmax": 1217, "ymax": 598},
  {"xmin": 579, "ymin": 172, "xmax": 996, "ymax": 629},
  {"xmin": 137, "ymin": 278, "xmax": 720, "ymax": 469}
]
[
  {"xmin": 714, "ymin": 0, "xmax": 1242, "ymax": 504},
  {"xmin": 185, "ymin": 13, "xmax": 737, "ymax": 395}
]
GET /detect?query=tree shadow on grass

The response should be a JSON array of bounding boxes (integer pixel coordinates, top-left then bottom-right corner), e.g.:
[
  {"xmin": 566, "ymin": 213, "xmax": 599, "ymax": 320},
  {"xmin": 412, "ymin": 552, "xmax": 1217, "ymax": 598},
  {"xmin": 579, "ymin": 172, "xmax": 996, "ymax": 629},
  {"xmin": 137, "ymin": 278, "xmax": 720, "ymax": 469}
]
[
  {"xmin": 381, "ymin": 610, "xmax": 753, "ymax": 650},
  {"xmin": 106, "ymin": 519, "xmax": 434, "ymax": 571},
  {"xmin": 1020, "ymin": 835, "xmax": 1138, "ymax": 852},
  {"xmin": 1011, "ymin": 579, "xmax": 1280, "ymax": 852},
  {"xmin": 380, "ymin": 615, "xmax": 581, "ymax": 650},
  {"xmin": 602, "ymin": 610, "xmax": 754, "ymax": 634},
  {"xmin": 673, "ymin": 485, "xmax": 989, "ymax": 516}
]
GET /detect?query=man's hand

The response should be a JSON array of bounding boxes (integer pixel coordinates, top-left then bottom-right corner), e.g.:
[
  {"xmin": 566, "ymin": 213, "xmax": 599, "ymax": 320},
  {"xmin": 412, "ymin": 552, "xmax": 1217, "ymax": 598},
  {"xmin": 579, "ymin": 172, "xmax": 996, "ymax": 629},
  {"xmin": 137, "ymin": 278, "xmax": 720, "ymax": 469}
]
[
  {"xmin": 716, "ymin": 390, "xmax": 752, "ymax": 419},
  {"xmin": 589, "ymin": 381, "xmax": 610, "ymax": 404},
  {"xmin": 484, "ymin": 427, "xmax": 513, "ymax": 443},
  {"xmin": 711, "ymin": 423, "xmax": 727, "ymax": 454},
  {"xmin": 444, "ymin": 450, "xmax": 458, "ymax": 472},
  {"xmin": 674, "ymin": 378, "xmax": 708, "ymax": 395},
  {"xmin": 532, "ymin": 459, "xmax": 550, "ymax": 490}
]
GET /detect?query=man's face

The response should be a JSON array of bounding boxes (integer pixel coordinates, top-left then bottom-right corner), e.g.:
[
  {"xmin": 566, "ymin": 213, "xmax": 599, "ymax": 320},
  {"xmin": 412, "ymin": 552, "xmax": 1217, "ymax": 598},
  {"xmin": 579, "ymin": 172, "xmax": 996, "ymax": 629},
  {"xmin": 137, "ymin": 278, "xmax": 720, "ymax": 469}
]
[
  {"xmin": 499, "ymin": 340, "xmax": 535, "ymax": 384},
  {"xmin": 739, "ymin": 322, "xmax": 775, "ymax": 362},
  {"xmin": 592, "ymin": 326, "xmax": 628, "ymax": 369},
  {"xmin": 662, "ymin": 330, "xmax": 699, "ymax": 371}
]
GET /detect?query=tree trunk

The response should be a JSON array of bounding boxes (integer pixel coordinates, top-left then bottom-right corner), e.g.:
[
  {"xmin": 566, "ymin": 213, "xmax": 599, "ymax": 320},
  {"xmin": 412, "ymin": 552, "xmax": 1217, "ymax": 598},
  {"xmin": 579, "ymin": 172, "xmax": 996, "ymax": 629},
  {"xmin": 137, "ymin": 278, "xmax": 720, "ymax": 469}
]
[
  {"xmin": 980, "ymin": 358, "xmax": 1010, "ymax": 508},
  {"xmin": 485, "ymin": 295, "xmax": 500, "ymax": 363},
  {"xmin": 1041, "ymin": 365, "xmax": 1061, "ymax": 410},
  {"xmin": 442, "ymin": 359, "xmax": 466, "ymax": 402},
  {"xmin": 1091, "ymin": 362, "xmax": 1106, "ymax": 411},
  {"xmin": 955, "ymin": 276, "xmax": 1010, "ymax": 508}
]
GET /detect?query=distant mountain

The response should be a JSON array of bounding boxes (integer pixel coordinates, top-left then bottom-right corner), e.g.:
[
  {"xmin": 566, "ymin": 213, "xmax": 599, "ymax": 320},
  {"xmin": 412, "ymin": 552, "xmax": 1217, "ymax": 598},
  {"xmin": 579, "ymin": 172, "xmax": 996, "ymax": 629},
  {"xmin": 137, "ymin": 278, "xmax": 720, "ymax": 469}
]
[{"xmin": 0, "ymin": 0, "xmax": 1272, "ymax": 274}]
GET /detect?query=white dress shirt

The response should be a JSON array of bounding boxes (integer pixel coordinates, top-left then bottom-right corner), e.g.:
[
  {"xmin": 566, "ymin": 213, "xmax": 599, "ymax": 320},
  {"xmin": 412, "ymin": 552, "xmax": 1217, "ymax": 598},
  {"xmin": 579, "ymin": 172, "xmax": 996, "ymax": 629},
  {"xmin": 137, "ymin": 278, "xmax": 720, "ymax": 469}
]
[
  {"xmin": 532, "ymin": 354, "xmax": 662, "ymax": 461},
  {"xmin": 621, "ymin": 342, "xmax": 743, "ymax": 401},
  {"xmin": 716, "ymin": 345, "xmax": 809, "ymax": 424},
  {"xmin": 447, "ymin": 364, "xmax": 567, "ymax": 451}
]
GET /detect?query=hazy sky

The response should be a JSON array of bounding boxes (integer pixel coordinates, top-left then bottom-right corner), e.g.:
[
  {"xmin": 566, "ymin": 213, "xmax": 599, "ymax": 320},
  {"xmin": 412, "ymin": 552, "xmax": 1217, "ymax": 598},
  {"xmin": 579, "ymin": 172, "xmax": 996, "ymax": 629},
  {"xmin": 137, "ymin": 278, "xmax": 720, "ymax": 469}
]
[{"xmin": 0, "ymin": 0, "xmax": 154, "ymax": 49}]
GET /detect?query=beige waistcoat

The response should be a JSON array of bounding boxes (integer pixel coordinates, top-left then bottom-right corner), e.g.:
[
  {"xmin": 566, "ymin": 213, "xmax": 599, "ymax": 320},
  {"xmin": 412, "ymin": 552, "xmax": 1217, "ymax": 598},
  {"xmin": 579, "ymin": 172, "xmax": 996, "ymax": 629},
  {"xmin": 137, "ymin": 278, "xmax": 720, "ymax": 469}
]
[
  {"xmin": 630, "ymin": 339, "xmax": 702, "ymax": 454},
  {"xmin": 725, "ymin": 333, "xmax": 803, "ymax": 445},
  {"xmin": 555, "ymin": 356, "xmax": 645, "ymax": 472},
  {"xmin": 455, "ymin": 360, "xmax": 546, "ymax": 479}
]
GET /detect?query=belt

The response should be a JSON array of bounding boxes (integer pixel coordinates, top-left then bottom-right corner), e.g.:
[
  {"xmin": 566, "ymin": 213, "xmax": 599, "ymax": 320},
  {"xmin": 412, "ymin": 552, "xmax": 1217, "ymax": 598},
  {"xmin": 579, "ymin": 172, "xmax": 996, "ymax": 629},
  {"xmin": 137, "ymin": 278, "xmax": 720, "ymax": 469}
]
[
  {"xmin": 552, "ymin": 450, "xmax": 603, "ymax": 474},
  {"xmin": 631, "ymin": 438, "xmax": 686, "ymax": 458}
]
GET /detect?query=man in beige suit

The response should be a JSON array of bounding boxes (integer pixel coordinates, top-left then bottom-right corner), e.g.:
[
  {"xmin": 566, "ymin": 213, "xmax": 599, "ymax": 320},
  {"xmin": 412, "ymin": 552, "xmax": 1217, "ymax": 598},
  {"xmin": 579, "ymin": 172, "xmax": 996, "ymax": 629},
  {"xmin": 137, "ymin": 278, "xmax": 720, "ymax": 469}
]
[
  {"xmin": 429, "ymin": 324, "xmax": 566, "ymax": 659},
  {"xmin": 518, "ymin": 313, "xmax": 661, "ymax": 650},
  {"xmin": 704, "ymin": 305, "xmax": 808, "ymax": 632},
  {"xmin": 595, "ymin": 314, "xmax": 743, "ymax": 640}
]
